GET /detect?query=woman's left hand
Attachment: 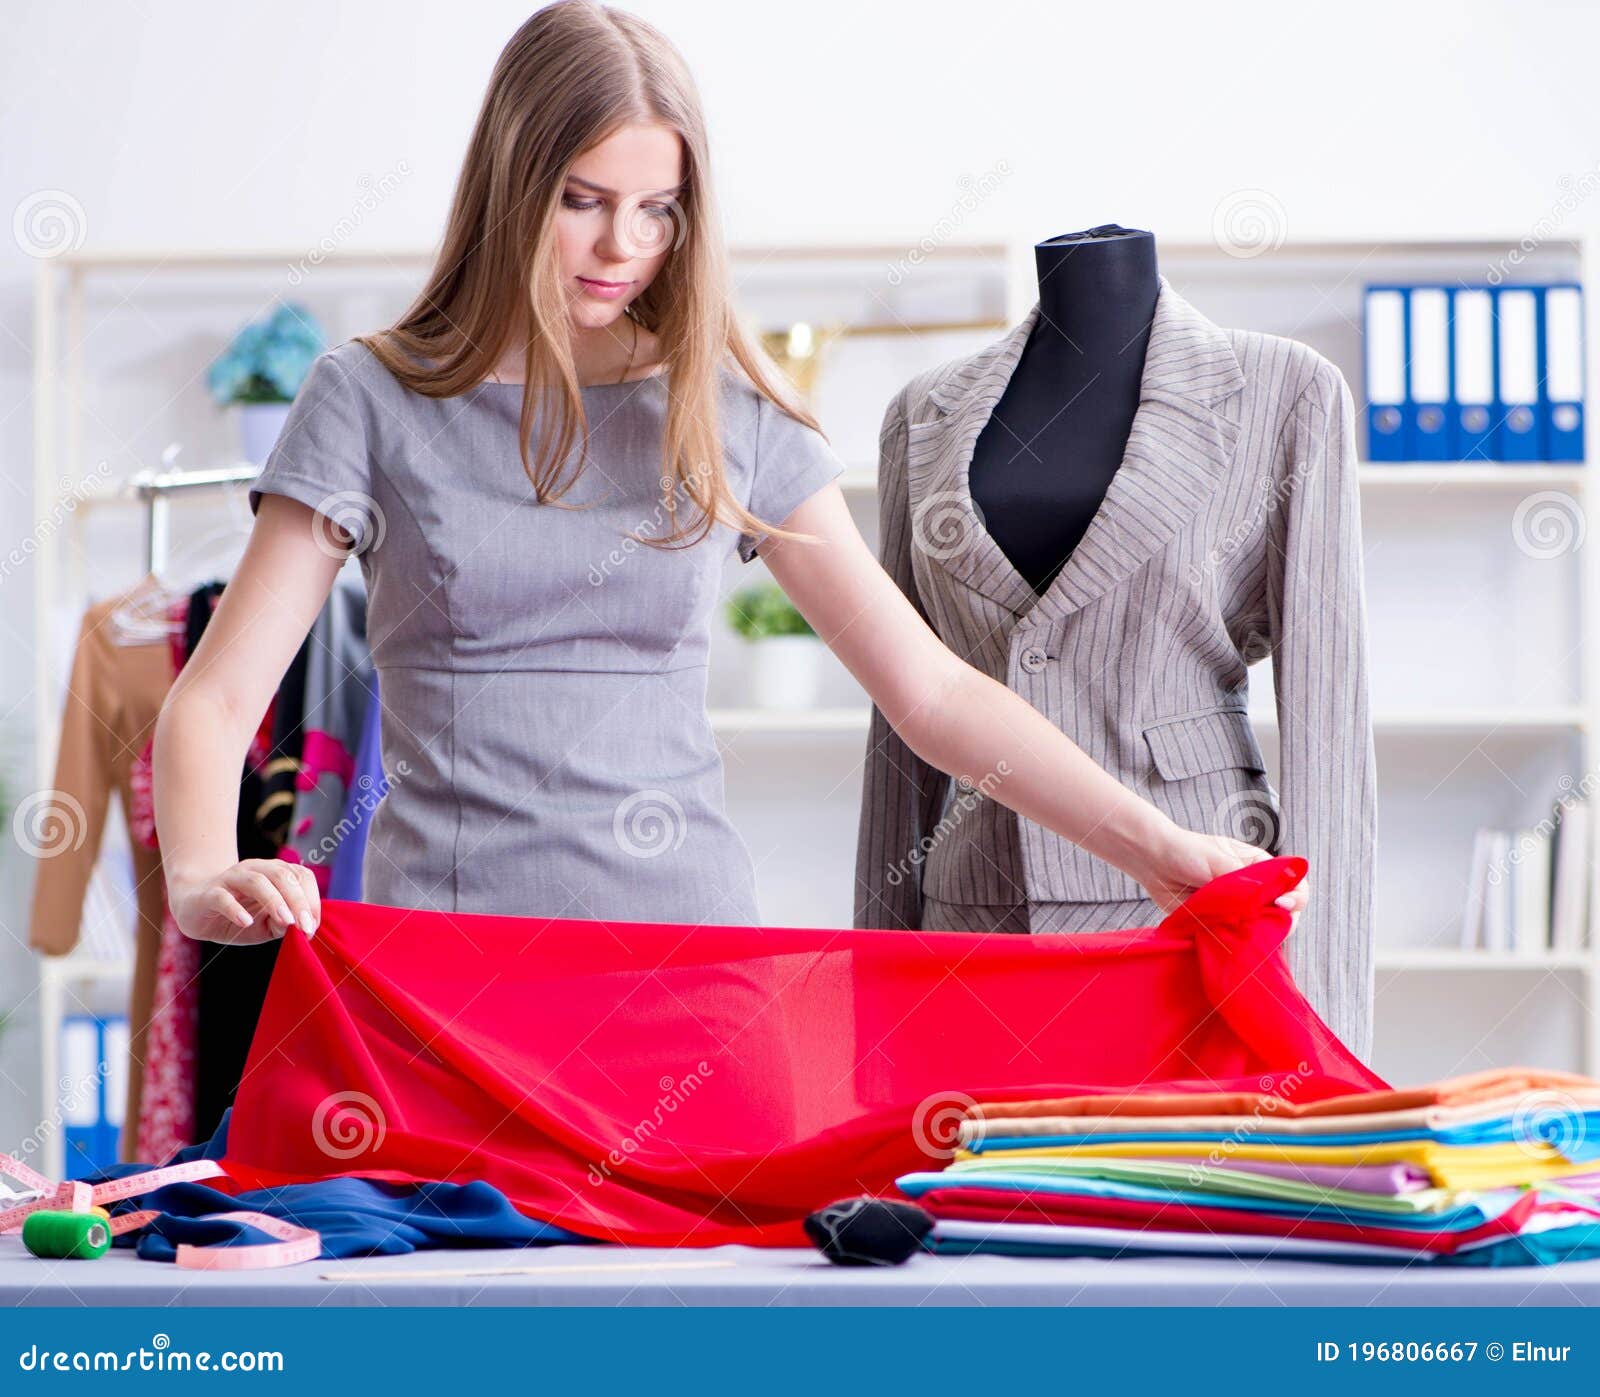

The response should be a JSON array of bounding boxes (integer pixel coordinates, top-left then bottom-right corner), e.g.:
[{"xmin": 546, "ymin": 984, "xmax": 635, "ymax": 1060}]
[{"xmin": 1135, "ymin": 823, "xmax": 1308, "ymax": 925}]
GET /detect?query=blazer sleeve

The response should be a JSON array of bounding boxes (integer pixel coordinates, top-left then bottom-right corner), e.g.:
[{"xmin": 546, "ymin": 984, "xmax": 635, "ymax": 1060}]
[
  {"xmin": 1268, "ymin": 362, "xmax": 1378, "ymax": 1061},
  {"xmin": 853, "ymin": 392, "xmax": 951, "ymax": 930}
]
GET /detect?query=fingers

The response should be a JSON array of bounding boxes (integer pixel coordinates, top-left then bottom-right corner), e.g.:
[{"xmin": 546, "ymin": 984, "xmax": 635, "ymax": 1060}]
[
  {"xmin": 229, "ymin": 860, "xmax": 317, "ymax": 938},
  {"xmin": 207, "ymin": 884, "xmax": 255, "ymax": 932},
  {"xmin": 264, "ymin": 859, "xmax": 318, "ymax": 935}
]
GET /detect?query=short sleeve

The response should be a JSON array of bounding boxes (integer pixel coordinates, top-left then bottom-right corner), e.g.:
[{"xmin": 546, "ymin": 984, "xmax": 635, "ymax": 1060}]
[
  {"xmin": 248, "ymin": 347, "xmax": 377, "ymax": 554},
  {"xmin": 736, "ymin": 393, "xmax": 847, "ymax": 563}
]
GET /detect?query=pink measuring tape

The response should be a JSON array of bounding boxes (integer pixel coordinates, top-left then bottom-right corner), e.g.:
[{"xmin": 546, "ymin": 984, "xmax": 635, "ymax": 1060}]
[{"xmin": 0, "ymin": 1153, "xmax": 320, "ymax": 1269}]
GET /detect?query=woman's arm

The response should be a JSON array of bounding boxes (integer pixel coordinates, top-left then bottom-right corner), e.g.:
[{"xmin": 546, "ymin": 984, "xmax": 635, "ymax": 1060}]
[
  {"xmin": 757, "ymin": 484, "xmax": 1306, "ymax": 916},
  {"xmin": 151, "ymin": 494, "xmax": 349, "ymax": 942}
]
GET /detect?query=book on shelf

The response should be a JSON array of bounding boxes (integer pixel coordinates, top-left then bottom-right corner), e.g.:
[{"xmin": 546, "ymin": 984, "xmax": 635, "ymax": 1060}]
[
  {"xmin": 1459, "ymin": 799, "xmax": 1591, "ymax": 955},
  {"xmin": 1553, "ymin": 797, "xmax": 1592, "ymax": 952}
]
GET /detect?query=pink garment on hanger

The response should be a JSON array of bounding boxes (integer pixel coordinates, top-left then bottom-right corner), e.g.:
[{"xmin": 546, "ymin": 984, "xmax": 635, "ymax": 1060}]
[{"xmin": 128, "ymin": 596, "xmax": 200, "ymax": 1164}]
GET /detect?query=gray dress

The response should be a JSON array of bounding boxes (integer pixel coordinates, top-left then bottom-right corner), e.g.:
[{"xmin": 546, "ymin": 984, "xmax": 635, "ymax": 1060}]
[{"xmin": 249, "ymin": 341, "xmax": 844, "ymax": 924}]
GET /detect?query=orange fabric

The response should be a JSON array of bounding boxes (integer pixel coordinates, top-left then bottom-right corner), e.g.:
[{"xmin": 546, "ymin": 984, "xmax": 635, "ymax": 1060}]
[{"xmin": 971, "ymin": 1066, "xmax": 1599, "ymax": 1123}]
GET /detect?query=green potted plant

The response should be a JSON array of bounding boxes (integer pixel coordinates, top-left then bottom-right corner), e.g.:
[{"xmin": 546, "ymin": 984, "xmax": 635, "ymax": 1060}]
[
  {"xmin": 206, "ymin": 303, "xmax": 327, "ymax": 464},
  {"xmin": 725, "ymin": 581, "xmax": 822, "ymax": 710}
]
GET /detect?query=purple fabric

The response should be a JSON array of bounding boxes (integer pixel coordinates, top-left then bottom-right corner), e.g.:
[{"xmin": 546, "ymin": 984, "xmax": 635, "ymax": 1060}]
[
  {"xmin": 1208, "ymin": 1157, "xmax": 1432, "ymax": 1194},
  {"xmin": 327, "ymin": 676, "xmax": 386, "ymax": 901}
]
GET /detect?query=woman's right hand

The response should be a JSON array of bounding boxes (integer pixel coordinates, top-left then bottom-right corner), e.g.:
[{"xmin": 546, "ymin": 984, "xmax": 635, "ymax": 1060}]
[{"xmin": 168, "ymin": 859, "xmax": 320, "ymax": 945}]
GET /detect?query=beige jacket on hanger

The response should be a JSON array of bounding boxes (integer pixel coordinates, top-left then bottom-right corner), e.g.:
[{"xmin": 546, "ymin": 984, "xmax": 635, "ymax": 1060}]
[
  {"xmin": 853, "ymin": 277, "xmax": 1377, "ymax": 1060},
  {"xmin": 29, "ymin": 579, "xmax": 175, "ymax": 1154}
]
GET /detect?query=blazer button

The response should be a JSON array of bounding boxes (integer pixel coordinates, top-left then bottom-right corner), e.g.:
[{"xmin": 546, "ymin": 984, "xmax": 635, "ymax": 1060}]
[{"xmin": 1019, "ymin": 645, "xmax": 1048, "ymax": 673}]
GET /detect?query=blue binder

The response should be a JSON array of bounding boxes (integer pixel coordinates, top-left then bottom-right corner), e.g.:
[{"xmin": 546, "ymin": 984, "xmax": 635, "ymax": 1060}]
[
  {"xmin": 60, "ymin": 1014, "xmax": 102, "ymax": 1180},
  {"xmin": 60, "ymin": 1013, "xmax": 127, "ymax": 1179},
  {"xmin": 1406, "ymin": 286, "xmax": 1452, "ymax": 460},
  {"xmin": 1542, "ymin": 284, "xmax": 1585, "ymax": 462},
  {"xmin": 1452, "ymin": 288, "xmax": 1496, "ymax": 460},
  {"xmin": 1495, "ymin": 286, "xmax": 1543, "ymax": 461},
  {"xmin": 1364, "ymin": 286, "xmax": 1409, "ymax": 460}
]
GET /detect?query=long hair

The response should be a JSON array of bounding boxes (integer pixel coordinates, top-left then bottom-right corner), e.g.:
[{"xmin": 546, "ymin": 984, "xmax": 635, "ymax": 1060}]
[{"xmin": 358, "ymin": 1, "xmax": 822, "ymax": 551}]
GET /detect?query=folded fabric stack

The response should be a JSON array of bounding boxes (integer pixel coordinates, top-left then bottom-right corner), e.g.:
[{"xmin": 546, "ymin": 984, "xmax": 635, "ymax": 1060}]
[{"xmin": 895, "ymin": 1068, "xmax": 1600, "ymax": 1267}]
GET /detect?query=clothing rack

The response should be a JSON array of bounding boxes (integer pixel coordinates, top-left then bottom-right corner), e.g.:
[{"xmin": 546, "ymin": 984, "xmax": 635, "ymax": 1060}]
[
  {"xmin": 127, "ymin": 462, "xmax": 260, "ymax": 575},
  {"xmin": 33, "ymin": 461, "xmax": 260, "ymax": 1180}
]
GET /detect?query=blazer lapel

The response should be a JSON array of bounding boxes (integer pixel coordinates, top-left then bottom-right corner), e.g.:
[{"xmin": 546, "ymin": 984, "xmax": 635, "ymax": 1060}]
[
  {"xmin": 905, "ymin": 277, "xmax": 1246, "ymax": 628},
  {"xmin": 905, "ymin": 308, "xmax": 1042, "ymax": 617},
  {"xmin": 1031, "ymin": 279, "xmax": 1245, "ymax": 626}
]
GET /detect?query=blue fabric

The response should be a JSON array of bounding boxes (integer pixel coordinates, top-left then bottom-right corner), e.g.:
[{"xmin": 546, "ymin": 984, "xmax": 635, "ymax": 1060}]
[
  {"xmin": 81, "ymin": 1110, "xmax": 592, "ymax": 1262},
  {"xmin": 327, "ymin": 677, "xmax": 387, "ymax": 901},
  {"xmin": 929, "ymin": 1226, "xmax": 1600, "ymax": 1267},
  {"xmin": 965, "ymin": 1116, "xmax": 1600, "ymax": 1161},
  {"xmin": 894, "ymin": 1170, "xmax": 1526, "ymax": 1231}
]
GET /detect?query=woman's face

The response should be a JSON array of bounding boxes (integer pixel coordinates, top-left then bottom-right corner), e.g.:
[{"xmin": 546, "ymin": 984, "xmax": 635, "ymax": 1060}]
[{"xmin": 556, "ymin": 122, "xmax": 685, "ymax": 332}]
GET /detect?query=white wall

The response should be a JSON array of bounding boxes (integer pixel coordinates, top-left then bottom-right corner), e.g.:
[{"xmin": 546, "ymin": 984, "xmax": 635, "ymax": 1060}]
[{"xmin": 3, "ymin": 0, "xmax": 1599, "ymax": 1143}]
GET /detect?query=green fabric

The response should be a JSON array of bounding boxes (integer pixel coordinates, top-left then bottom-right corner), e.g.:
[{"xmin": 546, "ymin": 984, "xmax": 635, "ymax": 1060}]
[{"xmin": 939, "ymin": 1155, "xmax": 1466, "ymax": 1215}]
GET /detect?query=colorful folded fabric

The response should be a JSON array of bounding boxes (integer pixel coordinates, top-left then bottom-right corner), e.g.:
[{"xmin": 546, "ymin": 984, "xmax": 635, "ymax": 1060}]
[
  {"xmin": 900, "ymin": 1054, "xmax": 1600, "ymax": 1266},
  {"xmin": 908, "ymin": 1183, "xmax": 1600, "ymax": 1255}
]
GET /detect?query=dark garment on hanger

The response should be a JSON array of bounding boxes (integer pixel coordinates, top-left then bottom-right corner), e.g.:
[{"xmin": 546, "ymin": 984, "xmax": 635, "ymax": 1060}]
[{"xmin": 185, "ymin": 581, "xmax": 310, "ymax": 1144}]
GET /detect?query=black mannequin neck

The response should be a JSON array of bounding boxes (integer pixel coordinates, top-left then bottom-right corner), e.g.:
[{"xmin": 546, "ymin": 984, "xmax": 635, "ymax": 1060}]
[{"xmin": 1033, "ymin": 224, "xmax": 1160, "ymax": 358}]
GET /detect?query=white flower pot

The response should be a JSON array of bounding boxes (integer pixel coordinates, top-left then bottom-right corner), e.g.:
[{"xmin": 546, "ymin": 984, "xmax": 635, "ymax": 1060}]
[
  {"xmin": 237, "ymin": 401, "xmax": 293, "ymax": 465},
  {"xmin": 749, "ymin": 635, "xmax": 824, "ymax": 710}
]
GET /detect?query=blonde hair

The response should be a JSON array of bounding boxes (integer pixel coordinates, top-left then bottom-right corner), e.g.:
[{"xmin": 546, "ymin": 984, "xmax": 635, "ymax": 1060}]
[{"xmin": 359, "ymin": 0, "xmax": 821, "ymax": 551}]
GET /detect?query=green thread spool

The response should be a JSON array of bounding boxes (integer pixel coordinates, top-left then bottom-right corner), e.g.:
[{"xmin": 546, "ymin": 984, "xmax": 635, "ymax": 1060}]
[{"xmin": 22, "ymin": 1210, "xmax": 111, "ymax": 1260}]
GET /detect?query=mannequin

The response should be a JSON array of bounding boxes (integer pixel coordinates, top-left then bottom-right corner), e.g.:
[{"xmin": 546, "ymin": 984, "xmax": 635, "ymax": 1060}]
[
  {"xmin": 968, "ymin": 224, "xmax": 1158, "ymax": 593},
  {"xmin": 857, "ymin": 232, "xmax": 1378, "ymax": 1058}
]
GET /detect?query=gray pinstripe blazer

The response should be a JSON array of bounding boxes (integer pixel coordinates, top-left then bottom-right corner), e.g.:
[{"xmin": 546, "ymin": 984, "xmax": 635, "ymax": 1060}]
[{"xmin": 853, "ymin": 277, "xmax": 1377, "ymax": 1059}]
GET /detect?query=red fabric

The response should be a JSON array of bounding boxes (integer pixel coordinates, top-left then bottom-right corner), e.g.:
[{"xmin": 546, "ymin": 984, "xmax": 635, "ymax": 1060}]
[
  {"xmin": 218, "ymin": 855, "xmax": 1387, "ymax": 1246},
  {"xmin": 914, "ymin": 1186, "xmax": 1577, "ymax": 1255}
]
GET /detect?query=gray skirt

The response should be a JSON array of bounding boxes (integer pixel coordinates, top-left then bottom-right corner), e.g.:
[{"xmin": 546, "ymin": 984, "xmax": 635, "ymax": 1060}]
[{"xmin": 919, "ymin": 896, "xmax": 1162, "ymax": 935}]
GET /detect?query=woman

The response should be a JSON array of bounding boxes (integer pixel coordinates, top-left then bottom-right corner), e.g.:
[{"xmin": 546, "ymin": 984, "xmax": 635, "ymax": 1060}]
[{"xmin": 153, "ymin": 0, "xmax": 1302, "ymax": 943}]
